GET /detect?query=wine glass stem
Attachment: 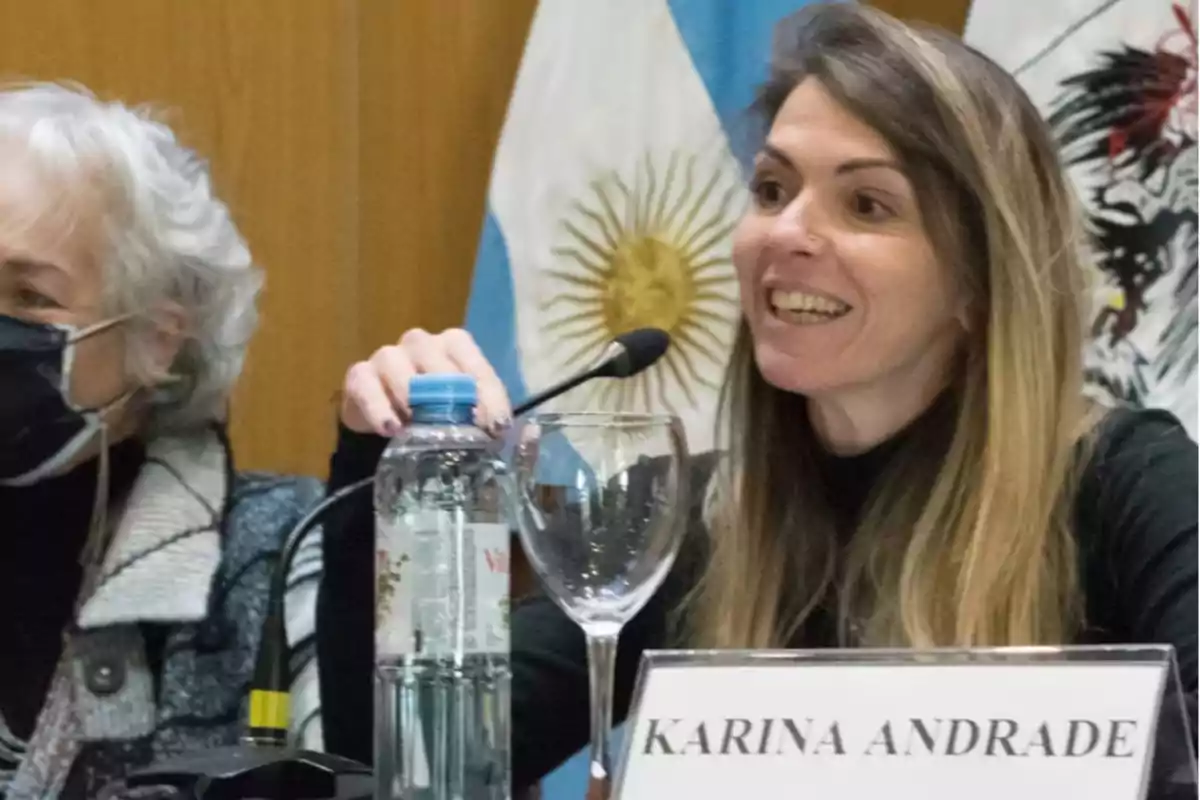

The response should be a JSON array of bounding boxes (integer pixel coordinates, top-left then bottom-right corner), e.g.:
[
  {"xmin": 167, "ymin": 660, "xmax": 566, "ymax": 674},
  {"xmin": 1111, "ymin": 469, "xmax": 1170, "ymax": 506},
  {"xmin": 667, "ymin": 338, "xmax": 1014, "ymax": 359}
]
[{"xmin": 584, "ymin": 626, "xmax": 620, "ymax": 784}]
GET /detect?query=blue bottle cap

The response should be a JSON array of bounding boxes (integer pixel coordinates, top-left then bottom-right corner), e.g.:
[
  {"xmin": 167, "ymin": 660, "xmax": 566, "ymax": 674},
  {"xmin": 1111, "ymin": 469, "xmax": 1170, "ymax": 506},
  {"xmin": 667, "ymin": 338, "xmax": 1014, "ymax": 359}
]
[{"xmin": 408, "ymin": 373, "xmax": 477, "ymax": 408}]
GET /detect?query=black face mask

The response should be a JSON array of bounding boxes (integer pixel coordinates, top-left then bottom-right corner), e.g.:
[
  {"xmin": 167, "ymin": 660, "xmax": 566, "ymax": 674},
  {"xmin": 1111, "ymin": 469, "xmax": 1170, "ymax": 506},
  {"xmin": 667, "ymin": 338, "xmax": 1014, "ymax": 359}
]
[{"xmin": 0, "ymin": 313, "xmax": 129, "ymax": 486}]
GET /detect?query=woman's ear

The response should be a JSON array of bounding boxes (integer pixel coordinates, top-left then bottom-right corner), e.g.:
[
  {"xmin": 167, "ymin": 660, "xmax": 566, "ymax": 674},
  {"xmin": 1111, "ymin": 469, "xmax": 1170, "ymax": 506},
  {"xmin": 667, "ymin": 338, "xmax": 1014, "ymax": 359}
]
[{"xmin": 140, "ymin": 300, "xmax": 189, "ymax": 385}]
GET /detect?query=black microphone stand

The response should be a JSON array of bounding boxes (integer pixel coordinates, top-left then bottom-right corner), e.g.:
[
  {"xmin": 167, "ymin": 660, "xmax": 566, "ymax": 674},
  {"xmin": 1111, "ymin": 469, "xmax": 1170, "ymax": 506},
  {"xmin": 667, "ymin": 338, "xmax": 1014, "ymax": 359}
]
[{"xmin": 127, "ymin": 480, "xmax": 375, "ymax": 800}]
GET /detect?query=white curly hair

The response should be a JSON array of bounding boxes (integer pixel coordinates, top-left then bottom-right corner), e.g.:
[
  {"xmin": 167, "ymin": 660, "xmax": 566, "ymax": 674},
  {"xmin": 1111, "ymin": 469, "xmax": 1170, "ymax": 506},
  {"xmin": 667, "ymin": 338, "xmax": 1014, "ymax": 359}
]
[{"xmin": 0, "ymin": 81, "xmax": 262, "ymax": 433}]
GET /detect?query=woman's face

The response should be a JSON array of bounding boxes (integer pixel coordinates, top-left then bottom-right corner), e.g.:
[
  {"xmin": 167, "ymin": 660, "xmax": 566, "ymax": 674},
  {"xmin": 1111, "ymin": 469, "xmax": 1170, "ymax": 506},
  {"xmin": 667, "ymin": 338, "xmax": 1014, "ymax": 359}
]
[
  {"xmin": 733, "ymin": 78, "xmax": 966, "ymax": 425},
  {"xmin": 0, "ymin": 149, "xmax": 134, "ymax": 425}
]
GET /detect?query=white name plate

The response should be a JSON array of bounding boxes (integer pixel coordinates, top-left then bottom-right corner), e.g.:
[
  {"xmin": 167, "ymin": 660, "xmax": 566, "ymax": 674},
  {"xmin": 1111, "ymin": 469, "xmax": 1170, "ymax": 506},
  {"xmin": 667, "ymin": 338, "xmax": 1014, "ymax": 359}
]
[{"xmin": 615, "ymin": 648, "xmax": 1172, "ymax": 800}]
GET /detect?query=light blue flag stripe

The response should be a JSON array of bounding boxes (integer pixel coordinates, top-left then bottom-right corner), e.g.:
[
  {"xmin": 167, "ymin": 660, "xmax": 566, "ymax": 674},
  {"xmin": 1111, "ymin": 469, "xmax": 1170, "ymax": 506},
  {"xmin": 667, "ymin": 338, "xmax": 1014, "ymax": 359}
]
[
  {"xmin": 464, "ymin": 208, "xmax": 530, "ymax": 405},
  {"xmin": 666, "ymin": 0, "xmax": 818, "ymax": 165}
]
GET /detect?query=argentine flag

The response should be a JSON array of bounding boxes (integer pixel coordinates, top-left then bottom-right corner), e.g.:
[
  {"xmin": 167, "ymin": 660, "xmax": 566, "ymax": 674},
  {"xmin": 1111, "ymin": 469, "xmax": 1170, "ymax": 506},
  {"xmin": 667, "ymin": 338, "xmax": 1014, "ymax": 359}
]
[
  {"xmin": 463, "ymin": 0, "xmax": 814, "ymax": 795},
  {"xmin": 465, "ymin": 0, "xmax": 809, "ymax": 456}
]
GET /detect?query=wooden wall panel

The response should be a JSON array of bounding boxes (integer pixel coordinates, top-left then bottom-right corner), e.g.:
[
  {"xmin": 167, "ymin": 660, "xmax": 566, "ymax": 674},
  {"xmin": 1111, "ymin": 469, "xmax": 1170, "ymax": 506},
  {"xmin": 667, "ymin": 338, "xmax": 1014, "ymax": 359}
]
[
  {"xmin": 0, "ymin": 0, "xmax": 358, "ymax": 476},
  {"xmin": 873, "ymin": 0, "xmax": 972, "ymax": 33},
  {"xmin": 356, "ymin": 0, "xmax": 538, "ymax": 354}
]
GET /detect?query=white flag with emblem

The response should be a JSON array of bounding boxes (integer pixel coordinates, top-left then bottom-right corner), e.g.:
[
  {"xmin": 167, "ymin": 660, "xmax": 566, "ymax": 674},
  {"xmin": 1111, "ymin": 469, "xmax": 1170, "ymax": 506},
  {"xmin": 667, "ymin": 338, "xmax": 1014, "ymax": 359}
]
[{"xmin": 965, "ymin": 0, "xmax": 1198, "ymax": 438}]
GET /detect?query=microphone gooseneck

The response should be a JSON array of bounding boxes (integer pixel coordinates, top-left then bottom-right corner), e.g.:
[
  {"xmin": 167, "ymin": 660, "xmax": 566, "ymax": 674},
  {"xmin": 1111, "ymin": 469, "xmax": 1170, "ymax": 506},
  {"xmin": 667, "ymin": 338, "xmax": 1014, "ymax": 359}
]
[
  {"xmin": 245, "ymin": 477, "xmax": 375, "ymax": 746},
  {"xmin": 128, "ymin": 477, "xmax": 377, "ymax": 798}
]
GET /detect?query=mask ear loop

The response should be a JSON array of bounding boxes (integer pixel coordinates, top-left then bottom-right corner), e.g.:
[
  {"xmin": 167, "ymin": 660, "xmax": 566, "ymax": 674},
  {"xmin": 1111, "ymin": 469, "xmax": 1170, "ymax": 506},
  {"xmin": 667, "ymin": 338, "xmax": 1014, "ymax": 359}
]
[
  {"xmin": 63, "ymin": 314, "xmax": 135, "ymax": 568},
  {"xmin": 79, "ymin": 416, "xmax": 111, "ymax": 570},
  {"xmin": 67, "ymin": 313, "xmax": 133, "ymax": 345},
  {"xmin": 76, "ymin": 387, "xmax": 138, "ymax": 570}
]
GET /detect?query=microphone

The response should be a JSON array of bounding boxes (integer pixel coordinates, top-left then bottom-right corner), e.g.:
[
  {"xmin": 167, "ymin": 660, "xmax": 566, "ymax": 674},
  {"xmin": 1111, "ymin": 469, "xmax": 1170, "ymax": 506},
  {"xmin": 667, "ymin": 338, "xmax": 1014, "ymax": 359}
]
[
  {"xmin": 128, "ymin": 327, "xmax": 671, "ymax": 799},
  {"xmin": 512, "ymin": 326, "xmax": 670, "ymax": 416},
  {"xmin": 126, "ymin": 482, "xmax": 374, "ymax": 799}
]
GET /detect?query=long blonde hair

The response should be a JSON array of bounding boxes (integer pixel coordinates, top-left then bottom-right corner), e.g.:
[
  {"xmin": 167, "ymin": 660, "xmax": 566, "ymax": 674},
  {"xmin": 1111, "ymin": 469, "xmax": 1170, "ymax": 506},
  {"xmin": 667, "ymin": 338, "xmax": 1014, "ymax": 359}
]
[{"xmin": 685, "ymin": 3, "xmax": 1098, "ymax": 650}]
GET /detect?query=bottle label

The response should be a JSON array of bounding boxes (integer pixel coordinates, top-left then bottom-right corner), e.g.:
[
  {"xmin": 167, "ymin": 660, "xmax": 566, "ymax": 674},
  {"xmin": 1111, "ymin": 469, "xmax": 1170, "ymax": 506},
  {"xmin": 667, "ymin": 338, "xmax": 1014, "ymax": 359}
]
[
  {"xmin": 471, "ymin": 522, "xmax": 511, "ymax": 653},
  {"xmin": 375, "ymin": 512, "xmax": 415, "ymax": 659},
  {"xmin": 375, "ymin": 513, "xmax": 510, "ymax": 659}
]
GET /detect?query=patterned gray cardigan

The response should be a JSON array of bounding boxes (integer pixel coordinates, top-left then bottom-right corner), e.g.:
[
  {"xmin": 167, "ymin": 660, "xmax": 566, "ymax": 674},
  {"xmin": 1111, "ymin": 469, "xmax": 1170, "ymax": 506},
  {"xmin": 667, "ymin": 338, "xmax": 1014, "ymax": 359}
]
[{"xmin": 0, "ymin": 428, "xmax": 325, "ymax": 799}]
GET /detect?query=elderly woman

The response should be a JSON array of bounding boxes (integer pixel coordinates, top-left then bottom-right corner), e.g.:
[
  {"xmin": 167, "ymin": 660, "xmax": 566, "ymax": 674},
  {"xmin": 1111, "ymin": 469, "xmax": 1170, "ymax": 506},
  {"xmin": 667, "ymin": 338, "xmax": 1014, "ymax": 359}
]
[{"xmin": 0, "ymin": 83, "xmax": 322, "ymax": 799}]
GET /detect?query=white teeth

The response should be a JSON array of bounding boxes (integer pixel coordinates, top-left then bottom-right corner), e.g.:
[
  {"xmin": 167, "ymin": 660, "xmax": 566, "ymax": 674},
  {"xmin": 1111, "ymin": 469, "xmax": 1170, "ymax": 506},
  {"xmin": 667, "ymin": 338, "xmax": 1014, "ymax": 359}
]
[{"xmin": 769, "ymin": 289, "xmax": 850, "ymax": 316}]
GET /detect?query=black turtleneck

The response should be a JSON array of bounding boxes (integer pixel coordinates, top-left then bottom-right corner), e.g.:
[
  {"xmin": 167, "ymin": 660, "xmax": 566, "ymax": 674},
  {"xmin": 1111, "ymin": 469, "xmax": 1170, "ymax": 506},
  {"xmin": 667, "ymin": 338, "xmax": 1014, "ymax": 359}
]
[{"xmin": 0, "ymin": 439, "xmax": 145, "ymax": 740}]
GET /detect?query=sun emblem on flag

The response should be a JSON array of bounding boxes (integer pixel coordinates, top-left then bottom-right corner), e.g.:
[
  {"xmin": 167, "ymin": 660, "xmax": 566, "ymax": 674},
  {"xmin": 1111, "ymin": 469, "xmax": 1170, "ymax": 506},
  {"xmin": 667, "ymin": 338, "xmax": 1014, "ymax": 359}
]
[{"xmin": 540, "ymin": 152, "xmax": 743, "ymax": 415}]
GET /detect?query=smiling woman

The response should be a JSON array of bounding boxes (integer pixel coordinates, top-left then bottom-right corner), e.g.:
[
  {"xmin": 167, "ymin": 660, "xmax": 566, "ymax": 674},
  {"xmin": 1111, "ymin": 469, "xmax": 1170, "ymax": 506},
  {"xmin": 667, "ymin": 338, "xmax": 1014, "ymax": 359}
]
[{"xmin": 316, "ymin": 2, "xmax": 1197, "ymax": 793}]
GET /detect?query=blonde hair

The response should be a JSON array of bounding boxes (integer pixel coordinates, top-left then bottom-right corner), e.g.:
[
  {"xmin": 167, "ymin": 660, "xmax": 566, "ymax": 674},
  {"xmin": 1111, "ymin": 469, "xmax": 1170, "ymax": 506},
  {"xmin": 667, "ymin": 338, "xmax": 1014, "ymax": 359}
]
[{"xmin": 685, "ymin": 4, "xmax": 1098, "ymax": 650}]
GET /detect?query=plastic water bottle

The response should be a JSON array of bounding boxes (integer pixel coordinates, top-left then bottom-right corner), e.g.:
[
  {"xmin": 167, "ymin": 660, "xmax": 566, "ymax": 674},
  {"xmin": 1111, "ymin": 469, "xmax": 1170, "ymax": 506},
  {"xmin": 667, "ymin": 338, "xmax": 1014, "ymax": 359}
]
[{"xmin": 373, "ymin": 374, "xmax": 511, "ymax": 800}]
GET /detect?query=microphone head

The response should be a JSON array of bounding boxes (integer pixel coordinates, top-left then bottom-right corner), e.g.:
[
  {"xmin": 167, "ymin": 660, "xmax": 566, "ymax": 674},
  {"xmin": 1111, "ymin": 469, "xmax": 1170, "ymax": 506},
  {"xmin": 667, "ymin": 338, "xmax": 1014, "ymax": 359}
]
[{"xmin": 600, "ymin": 327, "xmax": 671, "ymax": 379}]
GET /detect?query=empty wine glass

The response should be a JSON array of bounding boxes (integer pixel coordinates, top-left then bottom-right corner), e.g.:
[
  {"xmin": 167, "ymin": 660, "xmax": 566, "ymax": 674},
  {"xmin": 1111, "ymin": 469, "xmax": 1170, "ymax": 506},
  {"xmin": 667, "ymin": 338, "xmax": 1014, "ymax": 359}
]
[{"xmin": 503, "ymin": 412, "xmax": 688, "ymax": 788}]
